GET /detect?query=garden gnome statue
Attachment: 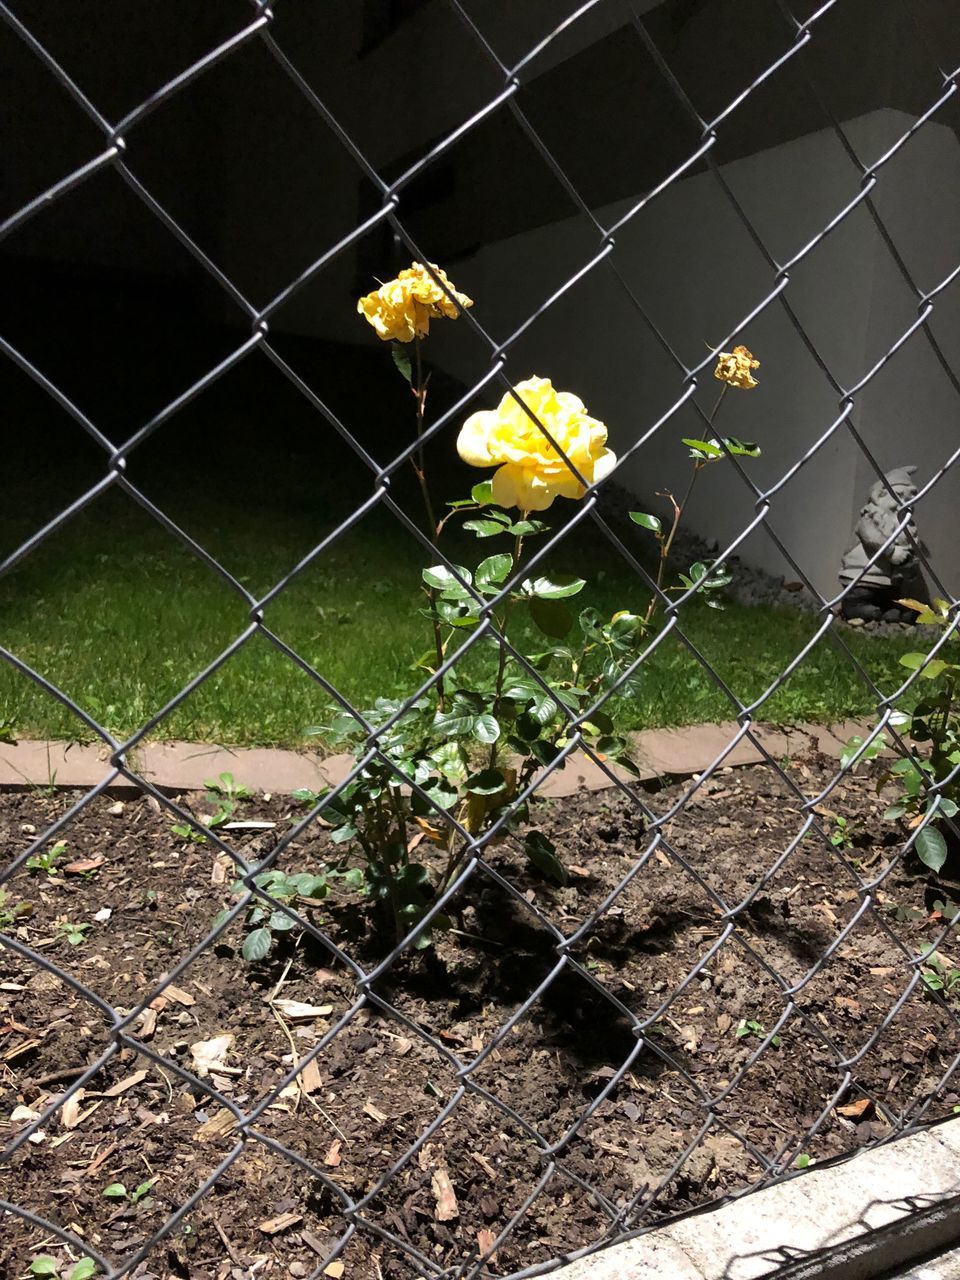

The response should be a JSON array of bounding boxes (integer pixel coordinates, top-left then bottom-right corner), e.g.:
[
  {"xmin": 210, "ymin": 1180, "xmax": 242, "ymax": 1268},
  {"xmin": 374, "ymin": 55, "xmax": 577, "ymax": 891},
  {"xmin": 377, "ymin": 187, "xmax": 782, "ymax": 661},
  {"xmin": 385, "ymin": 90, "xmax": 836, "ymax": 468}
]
[{"xmin": 839, "ymin": 465, "xmax": 926, "ymax": 622}]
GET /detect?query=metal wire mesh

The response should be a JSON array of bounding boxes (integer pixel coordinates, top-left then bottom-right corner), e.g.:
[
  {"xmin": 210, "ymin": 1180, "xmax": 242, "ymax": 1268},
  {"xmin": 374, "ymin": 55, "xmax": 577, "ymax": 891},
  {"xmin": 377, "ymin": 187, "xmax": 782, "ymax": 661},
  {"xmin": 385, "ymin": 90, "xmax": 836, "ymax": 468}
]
[{"xmin": 2, "ymin": 1, "xmax": 960, "ymax": 1276}]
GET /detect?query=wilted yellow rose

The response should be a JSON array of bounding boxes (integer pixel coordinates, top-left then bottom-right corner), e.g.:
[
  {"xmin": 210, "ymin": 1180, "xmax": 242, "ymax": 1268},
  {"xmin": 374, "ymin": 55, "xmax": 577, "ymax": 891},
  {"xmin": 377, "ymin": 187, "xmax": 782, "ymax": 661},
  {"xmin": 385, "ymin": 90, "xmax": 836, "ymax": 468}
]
[
  {"xmin": 357, "ymin": 262, "xmax": 472, "ymax": 342},
  {"xmin": 714, "ymin": 344, "xmax": 759, "ymax": 389},
  {"xmin": 457, "ymin": 377, "xmax": 615, "ymax": 511}
]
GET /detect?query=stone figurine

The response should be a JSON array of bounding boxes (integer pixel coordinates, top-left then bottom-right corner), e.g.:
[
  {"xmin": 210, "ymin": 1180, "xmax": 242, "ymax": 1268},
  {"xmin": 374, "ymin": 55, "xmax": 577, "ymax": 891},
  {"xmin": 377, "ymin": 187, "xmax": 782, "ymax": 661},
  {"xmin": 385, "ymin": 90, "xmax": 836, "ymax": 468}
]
[{"xmin": 839, "ymin": 465, "xmax": 927, "ymax": 623}]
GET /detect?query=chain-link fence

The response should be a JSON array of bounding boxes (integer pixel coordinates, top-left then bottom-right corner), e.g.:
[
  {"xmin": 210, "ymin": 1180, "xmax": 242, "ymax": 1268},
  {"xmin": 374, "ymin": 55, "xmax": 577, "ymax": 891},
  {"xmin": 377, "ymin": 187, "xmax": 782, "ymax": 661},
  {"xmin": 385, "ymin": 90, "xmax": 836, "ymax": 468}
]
[{"xmin": 2, "ymin": 1, "xmax": 960, "ymax": 1277}]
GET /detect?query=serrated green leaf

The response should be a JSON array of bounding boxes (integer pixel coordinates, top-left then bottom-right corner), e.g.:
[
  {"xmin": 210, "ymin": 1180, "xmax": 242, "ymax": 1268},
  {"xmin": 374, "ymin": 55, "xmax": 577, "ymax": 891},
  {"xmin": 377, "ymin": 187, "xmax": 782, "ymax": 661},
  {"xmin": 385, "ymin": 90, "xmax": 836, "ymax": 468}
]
[
  {"xmin": 476, "ymin": 553, "xmax": 513, "ymax": 591},
  {"xmin": 471, "ymin": 480, "xmax": 494, "ymax": 505},
  {"xmin": 391, "ymin": 345, "xmax": 412, "ymax": 383},
  {"xmin": 463, "ymin": 519, "xmax": 508, "ymax": 538},
  {"xmin": 916, "ymin": 826, "xmax": 948, "ymax": 873},
  {"xmin": 422, "ymin": 564, "xmax": 473, "ymax": 597},
  {"xmin": 242, "ymin": 927, "xmax": 272, "ymax": 962},
  {"xmin": 629, "ymin": 511, "xmax": 662, "ymax": 533}
]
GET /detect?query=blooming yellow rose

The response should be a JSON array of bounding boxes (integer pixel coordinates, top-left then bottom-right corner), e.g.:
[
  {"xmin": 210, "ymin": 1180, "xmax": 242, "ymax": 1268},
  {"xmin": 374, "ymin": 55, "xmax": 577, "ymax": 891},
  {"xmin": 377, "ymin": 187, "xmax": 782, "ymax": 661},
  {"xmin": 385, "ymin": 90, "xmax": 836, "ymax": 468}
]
[
  {"xmin": 457, "ymin": 377, "xmax": 615, "ymax": 511},
  {"xmin": 714, "ymin": 344, "xmax": 759, "ymax": 389},
  {"xmin": 357, "ymin": 262, "xmax": 473, "ymax": 342}
]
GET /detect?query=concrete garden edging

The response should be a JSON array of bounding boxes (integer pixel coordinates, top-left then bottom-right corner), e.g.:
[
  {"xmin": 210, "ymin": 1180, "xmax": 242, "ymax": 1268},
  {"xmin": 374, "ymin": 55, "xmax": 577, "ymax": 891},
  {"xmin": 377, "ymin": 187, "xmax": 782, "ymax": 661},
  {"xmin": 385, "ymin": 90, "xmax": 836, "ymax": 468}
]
[
  {"xmin": 552, "ymin": 1118, "xmax": 960, "ymax": 1280},
  {"xmin": 0, "ymin": 720, "xmax": 872, "ymax": 795}
]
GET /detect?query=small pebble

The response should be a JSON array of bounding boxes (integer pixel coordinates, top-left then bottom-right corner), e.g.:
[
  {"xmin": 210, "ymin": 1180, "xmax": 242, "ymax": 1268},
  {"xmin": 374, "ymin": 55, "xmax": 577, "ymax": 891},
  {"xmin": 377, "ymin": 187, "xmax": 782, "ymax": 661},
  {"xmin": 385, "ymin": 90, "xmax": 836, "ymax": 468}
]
[
  {"xmin": 107, "ymin": 801, "xmax": 125, "ymax": 816},
  {"xmin": 288, "ymin": 1265, "xmax": 307, "ymax": 1278},
  {"xmin": 21, "ymin": 824, "xmax": 36, "ymax": 835}
]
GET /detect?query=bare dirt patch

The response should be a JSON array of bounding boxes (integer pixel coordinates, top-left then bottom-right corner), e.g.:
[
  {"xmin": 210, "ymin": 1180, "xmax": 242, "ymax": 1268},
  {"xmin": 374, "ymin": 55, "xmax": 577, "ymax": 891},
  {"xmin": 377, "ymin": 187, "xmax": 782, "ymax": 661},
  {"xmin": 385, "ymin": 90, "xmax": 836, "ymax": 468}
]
[{"xmin": 2, "ymin": 749, "xmax": 959, "ymax": 1279}]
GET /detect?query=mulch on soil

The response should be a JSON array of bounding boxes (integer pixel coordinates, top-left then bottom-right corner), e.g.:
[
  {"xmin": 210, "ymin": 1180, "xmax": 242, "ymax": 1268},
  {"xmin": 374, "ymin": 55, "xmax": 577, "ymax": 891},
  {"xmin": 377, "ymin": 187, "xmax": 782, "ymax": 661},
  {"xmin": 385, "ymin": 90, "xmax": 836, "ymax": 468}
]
[{"xmin": 2, "ymin": 747, "xmax": 959, "ymax": 1280}]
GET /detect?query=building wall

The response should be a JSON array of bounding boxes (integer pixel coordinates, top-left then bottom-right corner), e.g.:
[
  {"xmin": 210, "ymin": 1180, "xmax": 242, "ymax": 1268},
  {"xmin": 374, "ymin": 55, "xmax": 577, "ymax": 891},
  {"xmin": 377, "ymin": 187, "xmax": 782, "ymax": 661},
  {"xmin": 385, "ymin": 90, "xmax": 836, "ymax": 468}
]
[{"xmin": 429, "ymin": 109, "xmax": 960, "ymax": 600}]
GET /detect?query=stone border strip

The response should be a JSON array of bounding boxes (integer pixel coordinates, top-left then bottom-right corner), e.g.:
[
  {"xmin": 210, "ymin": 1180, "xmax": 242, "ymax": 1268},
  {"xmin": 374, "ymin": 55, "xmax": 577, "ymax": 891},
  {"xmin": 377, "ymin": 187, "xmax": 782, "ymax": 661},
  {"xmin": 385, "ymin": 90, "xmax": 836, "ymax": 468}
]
[
  {"xmin": 554, "ymin": 1118, "xmax": 960, "ymax": 1280},
  {"xmin": 0, "ymin": 720, "xmax": 871, "ymax": 795}
]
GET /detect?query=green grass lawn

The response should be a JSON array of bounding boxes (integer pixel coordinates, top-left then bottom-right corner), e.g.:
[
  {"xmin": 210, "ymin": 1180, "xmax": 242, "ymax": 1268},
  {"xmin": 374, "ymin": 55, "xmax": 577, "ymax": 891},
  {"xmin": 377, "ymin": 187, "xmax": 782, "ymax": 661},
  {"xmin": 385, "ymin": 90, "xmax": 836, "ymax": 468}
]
[{"xmin": 0, "ymin": 458, "xmax": 916, "ymax": 748}]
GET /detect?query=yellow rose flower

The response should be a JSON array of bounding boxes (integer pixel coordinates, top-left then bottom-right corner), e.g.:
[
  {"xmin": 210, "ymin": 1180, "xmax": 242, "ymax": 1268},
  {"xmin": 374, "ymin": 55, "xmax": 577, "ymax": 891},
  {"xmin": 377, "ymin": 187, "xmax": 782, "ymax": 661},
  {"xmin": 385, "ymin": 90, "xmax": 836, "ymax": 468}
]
[
  {"xmin": 714, "ymin": 344, "xmax": 759, "ymax": 389},
  {"xmin": 357, "ymin": 262, "xmax": 472, "ymax": 342},
  {"xmin": 457, "ymin": 377, "xmax": 616, "ymax": 511}
]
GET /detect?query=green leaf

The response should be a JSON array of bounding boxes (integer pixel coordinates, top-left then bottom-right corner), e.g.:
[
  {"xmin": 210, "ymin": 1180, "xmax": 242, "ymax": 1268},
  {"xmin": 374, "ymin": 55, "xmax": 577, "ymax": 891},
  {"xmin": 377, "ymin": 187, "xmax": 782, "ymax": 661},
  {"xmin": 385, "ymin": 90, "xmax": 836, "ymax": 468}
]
[
  {"xmin": 29, "ymin": 1258, "xmax": 60, "ymax": 1277},
  {"xmin": 883, "ymin": 804, "xmax": 906, "ymax": 821},
  {"xmin": 242, "ymin": 927, "xmax": 272, "ymax": 962},
  {"xmin": 68, "ymin": 1262, "xmax": 96, "ymax": 1280},
  {"xmin": 464, "ymin": 519, "xmax": 509, "ymax": 538},
  {"xmin": 523, "ymin": 574, "xmax": 586, "ymax": 599},
  {"xmin": 795, "ymin": 1153, "xmax": 812, "ymax": 1170},
  {"xmin": 921, "ymin": 660, "xmax": 949, "ymax": 681},
  {"xmin": 899, "ymin": 652, "xmax": 929, "ymax": 671},
  {"xmin": 476, "ymin": 553, "xmax": 513, "ymax": 591},
  {"xmin": 916, "ymin": 826, "xmax": 948, "ymax": 873},
  {"xmin": 529, "ymin": 596, "xmax": 574, "ymax": 638},
  {"xmin": 682, "ymin": 437, "xmax": 723, "ymax": 459},
  {"xmin": 391, "ymin": 345, "xmax": 412, "ymax": 383},
  {"xmin": 103, "ymin": 1183, "xmax": 127, "ymax": 1199},
  {"xmin": 629, "ymin": 511, "xmax": 662, "ymax": 533},
  {"xmin": 422, "ymin": 564, "xmax": 473, "ymax": 598},
  {"xmin": 465, "ymin": 768, "xmax": 508, "ymax": 796},
  {"xmin": 471, "ymin": 480, "xmax": 494, "ymax": 505},
  {"xmin": 473, "ymin": 714, "xmax": 500, "ymax": 745},
  {"xmin": 721, "ymin": 436, "xmax": 761, "ymax": 458},
  {"xmin": 524, "ymin": 832, "xmax": 567, "ymax": 885}
]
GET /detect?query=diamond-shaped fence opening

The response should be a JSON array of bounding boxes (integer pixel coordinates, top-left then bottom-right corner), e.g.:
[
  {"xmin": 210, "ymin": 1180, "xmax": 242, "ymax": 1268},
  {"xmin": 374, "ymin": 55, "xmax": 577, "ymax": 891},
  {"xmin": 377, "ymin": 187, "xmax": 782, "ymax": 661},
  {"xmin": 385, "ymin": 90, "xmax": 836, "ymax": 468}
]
[{"xmin": 3, "ymin": 1, "xmax": 960, "ymax": 1278}]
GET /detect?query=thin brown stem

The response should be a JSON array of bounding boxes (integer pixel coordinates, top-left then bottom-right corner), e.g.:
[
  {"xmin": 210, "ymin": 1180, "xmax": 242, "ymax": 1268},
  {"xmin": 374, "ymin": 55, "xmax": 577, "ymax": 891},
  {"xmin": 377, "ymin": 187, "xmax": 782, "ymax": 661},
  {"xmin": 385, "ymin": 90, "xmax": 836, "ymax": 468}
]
[
  {"xmin": 489, "ymin": 527, "xmax": 525, "ymax": 767},
  {"xmin": 408, "ymin": 336, "xmax": 446, "ymax": 709},
  {"xmin": 643, "ymin": 382, "xmax": 729, "ymax": 627}
]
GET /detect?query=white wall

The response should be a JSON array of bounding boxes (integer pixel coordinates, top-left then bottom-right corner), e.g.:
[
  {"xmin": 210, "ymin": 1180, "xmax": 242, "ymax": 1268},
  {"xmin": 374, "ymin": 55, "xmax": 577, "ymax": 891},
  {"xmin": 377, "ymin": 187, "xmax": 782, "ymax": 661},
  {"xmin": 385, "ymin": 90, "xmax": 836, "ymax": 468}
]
[{"xmin": 431, "ymin": 109, "xmax": 960, "ymax": 600}]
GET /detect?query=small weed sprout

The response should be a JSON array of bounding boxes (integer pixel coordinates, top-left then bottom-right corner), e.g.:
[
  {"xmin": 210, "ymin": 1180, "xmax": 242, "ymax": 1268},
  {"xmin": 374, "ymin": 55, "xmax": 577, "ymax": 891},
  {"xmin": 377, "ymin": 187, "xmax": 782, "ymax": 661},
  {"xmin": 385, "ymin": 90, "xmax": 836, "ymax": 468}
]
[
  {"xmin": 920, "ymin": 946, "xmax": 960, "ymax": 997},
  {"xmin": 56, "ymin": 919, "xmax": 91, "ymax": 946},
  {"xmin": 735, "ymin": 1018, "xmax": 781, "ymax": 1047},
  {"xmin": 0, "ymin": 888, "xmax": 32, "ymax": 927},
  {"xmin": 26, "ymin": 839, "xmax": 67, "ymax": 876},
  {"xmin": 103, "ymin": 1177, "xmax": 156, "ymax": 1207},
  {"xmin": 29, "ymin": 1258, "xmax": 96, "ymax": 1280},
  {"xmin": 204, "ymin": 771, "xmax": 252, "ymax": 802}
]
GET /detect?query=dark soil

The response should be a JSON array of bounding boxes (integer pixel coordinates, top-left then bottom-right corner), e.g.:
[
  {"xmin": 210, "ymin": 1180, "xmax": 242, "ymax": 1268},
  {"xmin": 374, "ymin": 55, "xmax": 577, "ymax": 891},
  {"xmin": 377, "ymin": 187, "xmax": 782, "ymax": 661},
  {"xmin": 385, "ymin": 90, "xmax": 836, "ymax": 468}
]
[{"xmin": 2, "ymin": 749, "xmax": 960, "ymax": 1280}]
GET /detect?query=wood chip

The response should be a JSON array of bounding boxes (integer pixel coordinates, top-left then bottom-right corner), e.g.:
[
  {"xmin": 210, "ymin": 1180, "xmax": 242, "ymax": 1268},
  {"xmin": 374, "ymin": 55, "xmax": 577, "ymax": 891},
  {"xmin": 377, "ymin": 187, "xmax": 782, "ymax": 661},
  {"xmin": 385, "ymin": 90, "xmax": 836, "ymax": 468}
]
[
  {"xmin": 258, "ymin": 1211, "xmax": 302, "ymax": 1235},
  {"xmin": 323, "ymin": 1264, "xmax": 345, "ymax": 1280},
  {"xmin": 103, "ymin": 1069, "xmax": 148, "ymax": 1097},
  {"xmin": 272, "ymin": 999, "xmax": 333, "ymax": 1020},
  {"xmin": 135, "ymin": 1007, "xmax": 158, "ymax": 1040},
  {"xmin": 363, "ymin": 1101, "xmax": 387, "ymax": 1124},
  {"xmin": 195, "ymin": 1109, "xmax": 237, "ymax": 1141},
  {"xmin": 85, "ymin": 1140, "xmax": 118, "ymax": 1176},
  {"xmin": 301, "ymin": 1231, "xmax": 329, "ymax": 1257},
  {"xmin": 469, "ymin": 1151, "xmax": 497, "ymax": 1180},
  {"xmin": 164, "ymin": 984, "xmax": 196, "ymax": 1007},
  {"xmin": 837, "ymin": 1097, "xmax": 874, "ymax": 1120},
  {"xmin": 477, "ymin": 1228, "xmax": 498, "ymax": 1262},
  {"xmin": 431, "ymin": 1167, "xmax": 459, "ymax": 1221},
  {"xmin": 2, "ymin": 1038, "xmax": 42, "ymax": 1063},
  {"xmin": 323, "ymin": 1139, "xmax": 342, "ymax": 1167},
  {"xmin": 60, "ymin": 1089, "xmax": 85, "ymax": 1128},
  {"xmin": 300, "ymin": 1058, "xmax": 322, "ymax": 1095}
]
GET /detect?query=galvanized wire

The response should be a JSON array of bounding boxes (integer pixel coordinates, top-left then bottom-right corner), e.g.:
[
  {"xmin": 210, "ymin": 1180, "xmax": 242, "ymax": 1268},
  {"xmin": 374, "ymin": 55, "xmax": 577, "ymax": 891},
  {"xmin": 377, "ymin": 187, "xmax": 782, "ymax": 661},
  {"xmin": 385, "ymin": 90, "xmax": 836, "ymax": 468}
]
[{"xmin": 2, "ymin": 1, "xmax": 960, "ymax": 1277}]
